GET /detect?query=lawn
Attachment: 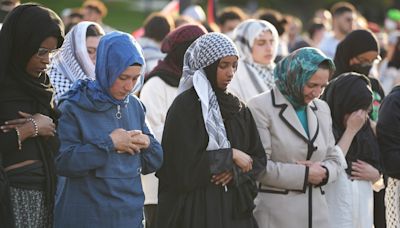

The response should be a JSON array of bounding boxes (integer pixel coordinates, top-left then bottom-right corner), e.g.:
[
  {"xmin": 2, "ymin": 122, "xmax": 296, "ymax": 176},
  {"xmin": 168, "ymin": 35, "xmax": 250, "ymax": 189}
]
[{"xmin": 21, "ymin": 0, "xmax": 152, "ymax": 33}]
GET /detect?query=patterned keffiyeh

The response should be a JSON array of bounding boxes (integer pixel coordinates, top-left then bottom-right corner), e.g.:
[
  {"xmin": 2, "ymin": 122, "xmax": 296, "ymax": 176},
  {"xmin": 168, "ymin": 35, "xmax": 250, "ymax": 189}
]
[
  {"xmin": 48, "ymin": 22, "xmax": 104, "ymax": 103},
  {"xmin": 233, "ymin": 19, "xmax": 279, "ymax": 91},
  {"xmin": 274, "ymin": 47, "xmax": 335, "ymax": 108},
  {"xmin": 179, "ymin": 32, "xmax": 239, "ymax": 150}
]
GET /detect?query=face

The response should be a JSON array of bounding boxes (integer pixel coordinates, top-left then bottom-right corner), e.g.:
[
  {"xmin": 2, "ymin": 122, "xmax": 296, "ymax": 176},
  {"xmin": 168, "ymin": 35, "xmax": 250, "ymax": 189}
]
[
  {"xmin": 83, "ymin": 8, "xmax": 101, "ymax": 22},
  {"xmin": 216, "ymin": 55, "xmax": 238, "ymax": 90},
  {"xmin": 252, "ymin": 31, "xmax": 275, "ymax": 65},
  {"xmin": 220, "ymin": 19, "xmax": 241, "ymax": 34},
  {"xmin": 349, "ymin": 50, "xmax": 379, "ymax": 67},
  {"xmin": 109, "ymin": 65, "xmax": 142, "ymax": 100},
  {"xmin": 25, "ymin": 36, "xmax": 58, "ymax": 78},
  {"xmin": 303, "ymin": 68, "xmax": 330, "ymax": 104},
  {"xmin": 336, "ymin": 11, "xmax": 355, "ymax": 35},
  {"xmin": 86, "ymin": 36, "xmax": 101, "ymax": 64}
]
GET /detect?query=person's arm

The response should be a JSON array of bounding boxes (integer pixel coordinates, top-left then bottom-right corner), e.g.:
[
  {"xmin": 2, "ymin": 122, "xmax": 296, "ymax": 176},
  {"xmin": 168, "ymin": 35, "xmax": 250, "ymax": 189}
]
[
  {"xmin": 56, "ymin": 103, "xmax": 114, "ymax": 177},
  {"xmin": 248, "ymin": 100, "xmax": 310, "ymax": 191}
]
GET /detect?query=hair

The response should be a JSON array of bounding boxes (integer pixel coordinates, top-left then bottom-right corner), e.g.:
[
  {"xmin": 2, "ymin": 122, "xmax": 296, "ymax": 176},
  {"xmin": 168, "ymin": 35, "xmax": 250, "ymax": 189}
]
[
  {"xmin": 217, "ymin": 6, "xmax": 247, "ymax": 26},
  {"xmin": 330, "ymin": 2, "xmax": 356, "ymax": 17},
  {"xmin": 319, "ymin": 59, "xmax": 335, "ymax": 77},
  {"xmin": 307, "ymin": 19, "xmax": 325, "ymax": 39},
  {"xmin": 143, "ymin": 12, "xmax": 175, "ymax": 42},
  {"xmin": 254, "ymin": 8, "xmax": 287, "ymax": 36},
  {"xmin": 83, "ymin": 0, "xmax": 108, "ymax": 17},
  {"xmin": 86, "ymin": 24, "xmax": 104, "ymax": 37},
  {"xmin": 389, "ymin": 37, "xmax": 400, "ymax": 69}
]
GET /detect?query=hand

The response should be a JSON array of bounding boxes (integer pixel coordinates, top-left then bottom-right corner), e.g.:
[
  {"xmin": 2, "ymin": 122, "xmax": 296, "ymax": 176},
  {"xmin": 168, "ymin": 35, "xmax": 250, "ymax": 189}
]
[
  {"xmin": 110, "ymin": 128, "xmax": 140, "ymax": 155},
  {"xmin": 129, "ymin": 130, "xmax": 150, "ymax": 149},
  {"xmin": 346, "ymin": 109, "xmax": 367, "ymax": 134},
  {"xmin": 307, "ymin": 162, "xmax": 327, "ymax": 185},
  {"xmin": 232, "ymin": 148, "xmax": 253, "ymax": 173},
  {"xmin": 29, "ymin": 112, "xmax": 56, "ymax": 137},
  {"xmin": 351, "ymin": 160, "xmax": 380, "ymax": 182},
  {"xmin": 211, "ymin": 170, "xmax": 233, "ymax": 186}
]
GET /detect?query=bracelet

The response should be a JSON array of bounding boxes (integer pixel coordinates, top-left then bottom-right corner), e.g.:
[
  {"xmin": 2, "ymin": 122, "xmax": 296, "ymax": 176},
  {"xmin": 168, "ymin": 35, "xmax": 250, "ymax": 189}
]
[
  {"xmin": 28, "ymin": 118, "xmax": 39, "ymax": 137},
  {"xmin": 15, "ymin": 128, "xmax": 22, "ymax": 151}
]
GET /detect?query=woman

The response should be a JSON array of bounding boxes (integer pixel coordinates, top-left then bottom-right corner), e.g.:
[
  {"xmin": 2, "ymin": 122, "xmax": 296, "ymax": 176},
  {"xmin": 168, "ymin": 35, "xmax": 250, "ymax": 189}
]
[
  {"xmin": 228, "ymin": 19, "xmax": 279, "ymax": 103},
  {"xmin": 380, "ymin": 36, "xmax": 400, "ymax": 95},
  {"xmin": 333, "ymin": 29, "xmax": 386, "ymax": 227},
  {"xmin": 140, "ymin": 23, "xmax": 207, "ymax": 228},
  {"xmin": 248, "ymin": 47, "xmax": 346, "ymax": 228},
  {"xmin": 0, "ymin": 3, "xmax": 64, "ymax": 227},
  {"xmin": 322, "ymin": 73, "xmax": 381, "ymax": 228},
  {"xmin": 54, "ymin": 32, "xmax": 163, "ymax": 228},
  {"xmin": 377, "ymin": 84, "xmax": 400, "ymax": 228},
  {"xmin": 156, "ymin": 33, "xmax": 266, "ymax": 228},
  {"xmin": 48, "ymin": 21, "xmax": 104, "ymax": 103}
]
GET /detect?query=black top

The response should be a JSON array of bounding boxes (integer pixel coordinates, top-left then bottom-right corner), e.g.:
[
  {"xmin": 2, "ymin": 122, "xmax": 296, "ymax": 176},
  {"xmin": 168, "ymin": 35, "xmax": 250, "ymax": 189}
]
[
  {"xmin": 156, "ymin": 87, "xmax": 266, "ymax": 228},
  {"xmin": 0, "ymin": 8, "xmax": 8, "ymax": 23},
  {"xmin": 377, "ymin": 86, "xmax": 400, "ymax": 179}
]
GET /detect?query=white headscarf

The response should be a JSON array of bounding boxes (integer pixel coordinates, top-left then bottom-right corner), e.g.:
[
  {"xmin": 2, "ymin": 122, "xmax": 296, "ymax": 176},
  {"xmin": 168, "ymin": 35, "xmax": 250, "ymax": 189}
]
[
  {"xmin": 179, "ymin": 32, "xmax": 239, "ymax": 150},
  {"xmin": 48, "ymin": 21, "xmax": 104, "ymax": 102}
]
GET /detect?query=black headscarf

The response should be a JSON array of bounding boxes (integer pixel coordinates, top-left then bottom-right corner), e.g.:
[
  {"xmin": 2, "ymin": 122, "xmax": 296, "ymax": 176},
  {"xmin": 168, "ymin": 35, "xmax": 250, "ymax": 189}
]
[
  {"xmin": 0, "ymin": 3, "xmax": 64, "ymax": 108},
  {"xmin": 322, "ymin": 73, "xmax": 381, "ymax": 174},
  {"xmin": 0, "ymin": 3, "xmax": 64, "ymax": 225},
  {"xmin": 332, "ymin": 29, "xmax": 379, "ymax": 79},
  {"xmin": 204, "ymin": 60, "xmax": 242, "ymax": 120}
]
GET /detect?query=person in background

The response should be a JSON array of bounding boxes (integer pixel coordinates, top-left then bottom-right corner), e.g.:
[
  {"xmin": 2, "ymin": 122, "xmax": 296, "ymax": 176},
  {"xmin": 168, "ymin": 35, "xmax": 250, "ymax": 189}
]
[
  {"xmin": 228, "ymin": 19, "xmax": 279, "ymax": 103},
  {"xmin": 81, "ymin": 0, "xmax": 115, "ymax": 33},
  {"xmin": 307, "ymin": 19, "xmax": 326, "ymax": 48},
  {"xmin": 0, "ymin": 0, "xmax": 19, "ymax": 22},
  {"xmin": 140, "ymin": 24, "xmax": 207, "ymax": 228},
  {"xmin": 48, "ymin": 21, "xmax": 105, "ymax": 104},
  {"xmin": 377, "ymin": 83, "xmax": 400, "ymax": 228},
  {"xmin": 248, "ymin": 47, "xmax": 346, "ymax": 228},
  {"xmin": 380, "ymin": 36, "xmax": 400, "ymax": 95},
  {"xmin": 319, "ymin": 2, "xmax": 356, "ymax": 58},
  {"xmin": 60, "ymin": 8, "xmax": 84, "ymax": 34},
  {"xmin": 0, "ymin": 3, "xmax": 64, "ymax": 227},
  {"xmin": 54, "ymin": 32, "xmax": 163, "ymax": 228},
  {"xmin": 137, "ymin": 12, "xmax": 175, "ymax": 76},
  {"xmin": 216, "ymin": 6, "xmax": 247, "ymax": 38},
  {"xmin": 322, "ymin": 73, "xmax": 381, "ymax": 228},
  {"xmin": 156, "ymin": 32, "xmax": 266, "ymax": 228}
]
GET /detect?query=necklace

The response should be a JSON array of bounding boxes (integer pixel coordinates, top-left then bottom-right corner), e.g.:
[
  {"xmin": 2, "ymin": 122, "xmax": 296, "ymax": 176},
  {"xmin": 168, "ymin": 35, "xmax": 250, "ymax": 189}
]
[{"xmin": 116, "ymin": 105, "xmax": 122, "ymax": 119}]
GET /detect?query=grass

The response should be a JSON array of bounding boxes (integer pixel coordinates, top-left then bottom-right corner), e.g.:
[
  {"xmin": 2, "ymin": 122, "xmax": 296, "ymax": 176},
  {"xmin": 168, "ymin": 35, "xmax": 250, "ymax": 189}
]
[{"xmin": 21, "ymin": 0, "xmax": 150, "ymax": 33}]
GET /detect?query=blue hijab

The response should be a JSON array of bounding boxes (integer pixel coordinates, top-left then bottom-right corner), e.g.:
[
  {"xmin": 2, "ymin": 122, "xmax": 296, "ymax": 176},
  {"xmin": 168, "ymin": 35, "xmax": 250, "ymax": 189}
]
[{"xmin": 62, "ymin": 31, "xmax": 145, "ymax": 106}]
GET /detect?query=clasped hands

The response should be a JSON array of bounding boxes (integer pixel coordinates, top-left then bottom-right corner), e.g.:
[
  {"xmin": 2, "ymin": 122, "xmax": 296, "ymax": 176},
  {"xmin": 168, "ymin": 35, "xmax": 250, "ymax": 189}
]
[
  {"xmin": 109, "ymin": 128, "xmax": 150, "ymax": 155},
  {"xmin": 297, "ymin": 161, "xmax": 327, "ymax": 186},
  {"xmin": 211, "ymin": 148, "xmax": 253, "ymax": 187}
]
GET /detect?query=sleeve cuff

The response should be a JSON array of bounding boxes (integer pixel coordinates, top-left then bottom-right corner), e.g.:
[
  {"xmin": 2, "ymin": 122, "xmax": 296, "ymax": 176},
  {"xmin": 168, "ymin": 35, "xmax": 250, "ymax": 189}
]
[
  {"xmin": 96, "ymin": 135, "xmax": 115, "ymax": 153},
  {"xmin": 208, "ymin": 148, "xmax": 233, "ymax": 174},
  {"xmin": 316, "ymin": 165, "xmax": 329, "ymax": 187}
]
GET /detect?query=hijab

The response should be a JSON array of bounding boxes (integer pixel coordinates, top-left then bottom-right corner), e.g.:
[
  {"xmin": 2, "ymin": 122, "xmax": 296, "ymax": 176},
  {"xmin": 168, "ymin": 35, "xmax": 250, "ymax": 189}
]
[
  {"xmin": 333, "ymin": 29, "xmax": 379, "ymax": 79},
  {"xmin": 50, "ymin": 21, "xmax": 104, "ymax": 83},
  {"xmin": 146, "ymin": 24, "xmax": 207, "ymax": 87},
  {"xmin": 63, "ymin": 31, "xmax": 145, "ymax": 106},
  {"xmin": 179, "ymin": 32, "xmax": 239, "ymax": 150},
  {"xmin": 233, "ymin": 19, "xmax": 279, "ymax": 89},
  {"xmin": 322, "ymin": 73, "xmax": 381, "ymax": 173},
  {"xmin": 0, "ymin": 3, "xmax": 64, "ymax": 108},
  {"xmin": 274, "ymin": 47, "xmax": 335, "ymax": 109}
]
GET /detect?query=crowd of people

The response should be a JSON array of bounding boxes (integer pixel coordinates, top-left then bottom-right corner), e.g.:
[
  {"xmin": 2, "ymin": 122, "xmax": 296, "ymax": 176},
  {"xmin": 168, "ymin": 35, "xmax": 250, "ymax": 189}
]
[{"xmin": 0, "ymin": 0, "xmax": 400, "ymax": 228}]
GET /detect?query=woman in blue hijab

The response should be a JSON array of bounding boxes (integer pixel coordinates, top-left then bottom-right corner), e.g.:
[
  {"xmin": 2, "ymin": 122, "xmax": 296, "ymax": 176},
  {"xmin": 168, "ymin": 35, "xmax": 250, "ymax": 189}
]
[{"xmin": 54, "ymin": 32, "xmax": 163, "ymax": 228}]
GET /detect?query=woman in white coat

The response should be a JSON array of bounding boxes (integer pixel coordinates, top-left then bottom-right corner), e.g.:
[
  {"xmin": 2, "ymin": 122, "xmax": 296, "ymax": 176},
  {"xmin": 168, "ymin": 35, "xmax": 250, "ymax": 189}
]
[{"xmin": 248, "ymin": 47, "xmax": 364, "ymax": 228}]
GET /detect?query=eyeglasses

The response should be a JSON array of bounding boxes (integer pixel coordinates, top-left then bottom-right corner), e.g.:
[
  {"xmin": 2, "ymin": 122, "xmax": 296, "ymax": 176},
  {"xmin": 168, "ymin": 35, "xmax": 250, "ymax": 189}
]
[{"xmin": 36, "ymin": 47, "xmax": 58, "ymax": 59}]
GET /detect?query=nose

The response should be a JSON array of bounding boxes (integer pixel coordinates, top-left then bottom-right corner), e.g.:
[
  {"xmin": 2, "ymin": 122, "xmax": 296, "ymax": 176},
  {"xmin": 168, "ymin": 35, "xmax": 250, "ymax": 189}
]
[
  {"xmin": 124, "ymin": 80, "xmax": 136, "ymax": 92},
  {"xmin": 312, "ymin": 87, "xmax": 322, "ymax": 98}
]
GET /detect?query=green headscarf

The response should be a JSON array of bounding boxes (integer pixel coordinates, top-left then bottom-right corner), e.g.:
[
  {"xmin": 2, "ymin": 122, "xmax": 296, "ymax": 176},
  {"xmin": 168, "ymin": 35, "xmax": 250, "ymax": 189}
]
[{"xmin": 274, "ymin": 47, "xmax": 335, "ymax": 108}]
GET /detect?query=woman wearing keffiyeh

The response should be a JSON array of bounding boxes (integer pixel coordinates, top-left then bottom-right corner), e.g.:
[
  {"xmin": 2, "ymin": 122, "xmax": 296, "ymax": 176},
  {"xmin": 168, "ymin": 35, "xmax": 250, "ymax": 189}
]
[
  {"xmin": 248, "ymin": 47, "xmax": 351, "ymax": 228},
  {"xmin": 156, "ymin": 32, "xmax": 266, "ymax": 228},
  {"xmin": 228, "ymin": 19, "xmax": 279, "ymax": 103}
]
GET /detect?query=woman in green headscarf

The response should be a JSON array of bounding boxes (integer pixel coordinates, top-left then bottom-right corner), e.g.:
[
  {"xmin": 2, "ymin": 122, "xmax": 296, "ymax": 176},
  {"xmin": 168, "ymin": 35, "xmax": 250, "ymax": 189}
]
[{"xmin": 248, "ymin": 47, "xmax": 363, "ymax": 228}]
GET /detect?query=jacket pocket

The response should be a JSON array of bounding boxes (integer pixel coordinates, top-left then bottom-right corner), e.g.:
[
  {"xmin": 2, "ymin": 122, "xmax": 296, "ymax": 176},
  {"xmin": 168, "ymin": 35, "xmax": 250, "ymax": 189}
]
[
  {"xmin": 95, "ymin": 152, "xmax": 141, "ymax": 178},
  {"xmin": 258, "ymin": 183, "xmax": 289, "ymax": 195}
]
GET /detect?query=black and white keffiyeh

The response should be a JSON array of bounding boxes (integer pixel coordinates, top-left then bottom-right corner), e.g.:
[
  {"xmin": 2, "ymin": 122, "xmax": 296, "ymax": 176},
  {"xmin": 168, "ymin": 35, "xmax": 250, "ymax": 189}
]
[
  {"xmin": 233, "ymin": 19, "xmax": 279, "ymax": 91},
  {"xmin": 179, "ymin": 32, "xmax": 239, "ymax": 150},
  {"xmin": 48, "ymin": 21, "xmax": 104, "ymax": 103}
]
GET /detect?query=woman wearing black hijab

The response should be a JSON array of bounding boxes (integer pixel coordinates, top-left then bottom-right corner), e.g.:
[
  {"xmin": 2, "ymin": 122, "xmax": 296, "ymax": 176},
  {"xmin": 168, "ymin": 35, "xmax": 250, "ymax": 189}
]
[
  {"xmin": 322, "ymin": 73, "xmax": 381, "ymax": 228},
  {"xmin": 0, "ymin": 3, "xmax": 64, "ymax": 227},
  {"xmin": 332, "ymin": 29, "xmax": 386, "ymax": 228}
]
